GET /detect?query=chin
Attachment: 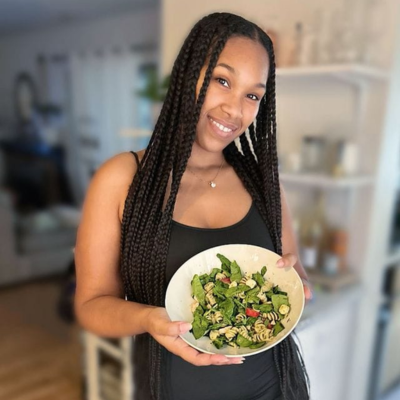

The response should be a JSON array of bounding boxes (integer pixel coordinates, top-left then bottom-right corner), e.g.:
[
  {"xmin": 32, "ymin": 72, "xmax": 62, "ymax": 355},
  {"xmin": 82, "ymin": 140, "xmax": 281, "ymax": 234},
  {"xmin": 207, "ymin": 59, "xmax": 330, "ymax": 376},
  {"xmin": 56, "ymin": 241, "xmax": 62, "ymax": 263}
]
[{"xmin": 194, "ymin": 132, "xmax": 232, "ymax": 153}]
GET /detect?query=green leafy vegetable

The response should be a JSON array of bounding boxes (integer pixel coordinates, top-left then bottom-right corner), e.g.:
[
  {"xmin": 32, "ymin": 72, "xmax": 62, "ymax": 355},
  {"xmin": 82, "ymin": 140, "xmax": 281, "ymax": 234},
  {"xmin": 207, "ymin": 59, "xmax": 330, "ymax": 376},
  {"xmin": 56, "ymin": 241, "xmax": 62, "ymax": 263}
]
[
  {"xmin": 249, "ymin": 341, "xmax": 266, "ymax": 349},
  {"xmin": 219, "ymin": 298, "xmax": 235, "ymax": 319},
  {"xmin": 271, "ymin": 294, "xmax": 290, "ymax": 316},
  {"xmin": 230, "ymin": 260, "xmax": 242, "ymax": 283},
  {"xmin": 192, "ymin": 312, "xmax": 209, "ymax": 339},
  {"xmin": 216, "ymin": 253, "xmax": 232, "ymax": 268},
  {"xmin": 210, "ymin": 268, "xmax": 221, "ymax": 279},
  {"xmin": 236, "ymin": 334, "xmax": 253, "ymax": 347},
  {"xmin": 252, "ymin": 271, "xmax": 265, "ymax": 287},
  {"xmin": 272, "ymin": 321, "xmax": 285, "ymax": 336},
  {"xmin": 191, "ymin": 274, "xmax": 206, "ymax": 306}
]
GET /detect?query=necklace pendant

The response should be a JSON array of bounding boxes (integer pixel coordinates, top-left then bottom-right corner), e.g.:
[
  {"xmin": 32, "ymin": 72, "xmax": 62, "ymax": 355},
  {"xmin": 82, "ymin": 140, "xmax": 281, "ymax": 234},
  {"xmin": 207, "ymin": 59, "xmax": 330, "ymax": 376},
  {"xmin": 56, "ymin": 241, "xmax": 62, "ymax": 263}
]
[{"xmin": 210, "ymin": 181, "xmax": 217, "ymax": 188}]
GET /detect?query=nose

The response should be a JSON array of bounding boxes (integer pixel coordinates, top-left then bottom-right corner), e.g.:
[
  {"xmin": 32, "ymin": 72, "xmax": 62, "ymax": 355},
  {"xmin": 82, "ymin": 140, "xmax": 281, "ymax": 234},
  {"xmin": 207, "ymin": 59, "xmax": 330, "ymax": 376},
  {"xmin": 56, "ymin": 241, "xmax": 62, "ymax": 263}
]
[{"xmin": 221, "ymin": 93, "xmax": 243, "ymax": 120}]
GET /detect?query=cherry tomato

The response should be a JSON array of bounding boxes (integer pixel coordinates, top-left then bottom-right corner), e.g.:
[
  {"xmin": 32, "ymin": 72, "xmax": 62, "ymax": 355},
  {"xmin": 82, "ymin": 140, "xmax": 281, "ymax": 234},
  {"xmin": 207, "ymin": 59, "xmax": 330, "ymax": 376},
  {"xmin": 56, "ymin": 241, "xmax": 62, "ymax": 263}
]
[
  {"xmin": 221, "ymin": 277, "xmax": 231, "ymax": 284},
  {"xmin": 245, "ymin": 308, "xmax": 260, "ymax": 318}
]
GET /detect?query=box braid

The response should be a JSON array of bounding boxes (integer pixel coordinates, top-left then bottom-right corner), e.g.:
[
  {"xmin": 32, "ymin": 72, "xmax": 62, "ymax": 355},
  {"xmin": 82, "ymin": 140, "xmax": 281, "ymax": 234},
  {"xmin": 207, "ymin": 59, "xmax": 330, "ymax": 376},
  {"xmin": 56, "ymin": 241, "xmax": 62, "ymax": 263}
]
[{"xmin": 120, "ymin": 12, "xmax": 310, "ymax": 400}]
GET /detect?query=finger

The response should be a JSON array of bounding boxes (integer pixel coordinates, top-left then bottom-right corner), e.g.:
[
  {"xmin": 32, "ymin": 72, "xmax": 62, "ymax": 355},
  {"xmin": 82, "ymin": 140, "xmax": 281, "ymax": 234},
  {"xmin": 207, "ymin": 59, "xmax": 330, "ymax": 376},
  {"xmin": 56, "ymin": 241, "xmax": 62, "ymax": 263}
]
[
  {"xmin": 276, "ymin": 253, "xmax": 297, "ymax": 268},
  {"xmin": 176, "ymin": 339, "xmax": 244, "ymax": 366},
  {"xmin": 160, "ymin": 321, "xmax": 192, "ymax": 337},
  {"xmin": 304, "ymin": 285, "xmax": 313, "ymax": 301}
]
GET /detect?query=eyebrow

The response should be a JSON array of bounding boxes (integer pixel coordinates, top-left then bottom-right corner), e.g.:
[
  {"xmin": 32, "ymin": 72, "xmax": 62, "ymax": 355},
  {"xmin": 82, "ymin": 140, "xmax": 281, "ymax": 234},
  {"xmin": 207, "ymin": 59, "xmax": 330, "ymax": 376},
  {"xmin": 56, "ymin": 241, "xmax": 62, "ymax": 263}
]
[{"xmin": 215, "ymin": 63, "xmax": 267, "ymax": 90}]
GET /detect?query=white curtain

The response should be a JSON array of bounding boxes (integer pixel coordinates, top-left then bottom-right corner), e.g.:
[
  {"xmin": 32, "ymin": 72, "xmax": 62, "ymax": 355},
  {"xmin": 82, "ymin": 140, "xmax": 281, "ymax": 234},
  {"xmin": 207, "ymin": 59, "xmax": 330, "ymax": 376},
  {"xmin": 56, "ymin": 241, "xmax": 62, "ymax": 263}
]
[{"xmin": 68, "ymin": 47, "xmax": 157, "ymax": 203}]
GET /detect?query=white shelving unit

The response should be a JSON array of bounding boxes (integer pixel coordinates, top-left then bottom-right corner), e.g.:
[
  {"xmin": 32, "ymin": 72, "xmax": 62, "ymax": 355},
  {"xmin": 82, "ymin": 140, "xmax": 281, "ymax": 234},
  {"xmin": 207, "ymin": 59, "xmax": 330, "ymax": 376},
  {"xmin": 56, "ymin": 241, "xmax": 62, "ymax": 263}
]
[{"xmin": 276, "ymin": 59, "xmax": 399, "ymax": 400}]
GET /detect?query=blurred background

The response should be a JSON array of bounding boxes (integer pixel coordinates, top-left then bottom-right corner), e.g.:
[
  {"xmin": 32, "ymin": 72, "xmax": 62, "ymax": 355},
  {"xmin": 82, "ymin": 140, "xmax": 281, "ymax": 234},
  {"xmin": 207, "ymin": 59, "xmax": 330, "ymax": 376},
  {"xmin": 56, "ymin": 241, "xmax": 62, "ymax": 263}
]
[{"xmin": 0, "ymin": 0, "xmax": 399, "ymax": 399}]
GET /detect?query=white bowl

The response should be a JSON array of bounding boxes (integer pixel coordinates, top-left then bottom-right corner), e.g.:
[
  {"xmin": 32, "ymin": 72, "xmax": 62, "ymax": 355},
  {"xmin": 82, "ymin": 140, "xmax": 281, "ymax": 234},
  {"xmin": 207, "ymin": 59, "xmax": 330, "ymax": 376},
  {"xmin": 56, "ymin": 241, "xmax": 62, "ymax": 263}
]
[{"xmin": 165, "ymin": 244, "xmax": 305, "ymax": 357}]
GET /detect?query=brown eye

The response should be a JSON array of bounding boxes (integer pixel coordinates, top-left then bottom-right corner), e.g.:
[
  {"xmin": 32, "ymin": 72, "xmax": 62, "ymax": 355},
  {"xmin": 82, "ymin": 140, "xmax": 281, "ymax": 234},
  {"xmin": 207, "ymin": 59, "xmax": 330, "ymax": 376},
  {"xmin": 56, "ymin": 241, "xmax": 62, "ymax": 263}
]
[
  {"xmin": 247, "ymin": 94, "xmax": 260, "ymax": 101},
  {"xmin": 216, "ymin": 77, "xmax": 229, "ymax": 87}
]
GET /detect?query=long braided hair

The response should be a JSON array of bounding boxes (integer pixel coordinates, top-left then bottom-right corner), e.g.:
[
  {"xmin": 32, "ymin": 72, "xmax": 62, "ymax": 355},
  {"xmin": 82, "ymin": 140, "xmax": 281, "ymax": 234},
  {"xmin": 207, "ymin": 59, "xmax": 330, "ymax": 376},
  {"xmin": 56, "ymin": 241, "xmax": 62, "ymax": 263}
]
[{"xmin": 120, "ymin": 12, "xmax": 310, "ymax": 400}]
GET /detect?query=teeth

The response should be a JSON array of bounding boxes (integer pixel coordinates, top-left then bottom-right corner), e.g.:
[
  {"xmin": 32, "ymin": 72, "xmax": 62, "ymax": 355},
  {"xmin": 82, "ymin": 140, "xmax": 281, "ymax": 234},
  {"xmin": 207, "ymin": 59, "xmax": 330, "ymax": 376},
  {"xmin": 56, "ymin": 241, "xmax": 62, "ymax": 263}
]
[{"xmin": 210, "ymin": 118, "xmax": 233, "ymax": 133}]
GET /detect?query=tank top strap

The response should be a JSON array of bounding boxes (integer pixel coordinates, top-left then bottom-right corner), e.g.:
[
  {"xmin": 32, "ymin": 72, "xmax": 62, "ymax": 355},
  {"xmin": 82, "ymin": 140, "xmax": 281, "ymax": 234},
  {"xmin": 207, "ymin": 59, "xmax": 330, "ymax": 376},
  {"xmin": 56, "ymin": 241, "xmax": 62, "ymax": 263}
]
[{"xmin": 129, "ymin": 151, "xmax": 140, "ymax": 170}]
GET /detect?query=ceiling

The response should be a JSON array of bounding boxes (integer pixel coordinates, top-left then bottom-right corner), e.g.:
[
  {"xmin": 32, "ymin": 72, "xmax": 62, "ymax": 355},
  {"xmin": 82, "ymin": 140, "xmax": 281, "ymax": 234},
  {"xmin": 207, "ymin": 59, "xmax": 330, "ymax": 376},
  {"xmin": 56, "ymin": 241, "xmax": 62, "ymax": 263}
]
[{"xmin": 0, "ymin": 0, "xmax": 159, "ymax": 36}]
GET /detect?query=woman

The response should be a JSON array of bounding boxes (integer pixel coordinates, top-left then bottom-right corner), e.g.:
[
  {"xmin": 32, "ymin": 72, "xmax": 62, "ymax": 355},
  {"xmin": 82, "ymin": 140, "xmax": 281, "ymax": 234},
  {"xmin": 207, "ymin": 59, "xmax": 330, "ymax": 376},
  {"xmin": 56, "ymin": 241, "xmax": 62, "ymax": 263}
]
[{"xmin": 75, "ymin": 12, "xmax": 312, "ymax": 400}]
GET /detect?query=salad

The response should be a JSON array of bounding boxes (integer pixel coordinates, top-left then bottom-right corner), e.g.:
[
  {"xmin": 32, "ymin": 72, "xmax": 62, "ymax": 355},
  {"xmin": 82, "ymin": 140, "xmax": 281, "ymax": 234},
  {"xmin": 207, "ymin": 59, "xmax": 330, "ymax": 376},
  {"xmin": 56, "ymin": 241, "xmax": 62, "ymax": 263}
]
[{"xmin": 189, "ymin": 253, "xmax": 291, "ymax": 349}]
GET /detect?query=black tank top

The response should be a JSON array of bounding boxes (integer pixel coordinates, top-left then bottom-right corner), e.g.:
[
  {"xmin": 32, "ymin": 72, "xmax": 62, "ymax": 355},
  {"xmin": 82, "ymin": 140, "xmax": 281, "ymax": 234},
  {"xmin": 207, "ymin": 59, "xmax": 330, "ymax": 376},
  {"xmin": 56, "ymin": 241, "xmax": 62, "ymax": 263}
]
[{"xmin": 129, "ymin": 151, "xmax": 282, "ymax": 400}]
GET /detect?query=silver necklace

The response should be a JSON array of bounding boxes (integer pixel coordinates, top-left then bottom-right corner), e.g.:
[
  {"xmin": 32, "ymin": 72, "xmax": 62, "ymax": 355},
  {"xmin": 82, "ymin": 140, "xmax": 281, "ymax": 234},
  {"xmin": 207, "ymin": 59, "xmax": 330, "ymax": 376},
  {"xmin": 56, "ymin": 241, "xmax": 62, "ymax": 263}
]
[{"xmin": 186, "ymin": 159, "xmax": 225, "ymax": 188}]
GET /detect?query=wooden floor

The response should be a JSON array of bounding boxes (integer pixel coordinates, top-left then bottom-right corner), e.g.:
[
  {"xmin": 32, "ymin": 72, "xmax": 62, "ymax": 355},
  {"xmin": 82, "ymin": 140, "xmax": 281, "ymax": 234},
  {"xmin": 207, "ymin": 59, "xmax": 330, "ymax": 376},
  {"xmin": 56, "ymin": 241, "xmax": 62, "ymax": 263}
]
[{"xmin": 0, "ymin": 278, "xmax": 83, "ymax": 400}]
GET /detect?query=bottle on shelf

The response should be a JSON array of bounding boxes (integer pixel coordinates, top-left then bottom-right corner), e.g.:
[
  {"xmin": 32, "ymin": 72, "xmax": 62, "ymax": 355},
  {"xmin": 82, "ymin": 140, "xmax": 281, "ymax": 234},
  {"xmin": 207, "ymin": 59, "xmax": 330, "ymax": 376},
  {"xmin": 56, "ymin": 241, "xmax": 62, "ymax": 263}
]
[
  {"xmin": 292, "ymin": 21, "xmax": 318, "ymax": 67},
  {"xmin": 299, "ymin": 191, "xmax": 329, "ymax": 272},
  {"xmin": 327, "ymin": 227, "xmax": 349, "ymax": 273}
]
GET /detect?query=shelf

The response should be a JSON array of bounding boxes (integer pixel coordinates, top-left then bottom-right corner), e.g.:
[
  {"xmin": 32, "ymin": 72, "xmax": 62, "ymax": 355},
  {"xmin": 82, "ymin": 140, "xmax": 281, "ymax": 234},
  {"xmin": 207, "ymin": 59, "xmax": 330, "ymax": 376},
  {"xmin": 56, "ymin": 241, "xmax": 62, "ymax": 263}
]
[
  {"xmin": 279, "ymin": 172, "xmax": 375, "ymax": 189},
  {"xmin": 276, "ymin": 63, "xmax": 389, "ymax": 85},
  {"xmin": 307, "ymin": 270, "xmax": 359, "ymax": 292},
  {"xmin": 298, "ymin": 284, "xmax": 361, "ymax": 330}
]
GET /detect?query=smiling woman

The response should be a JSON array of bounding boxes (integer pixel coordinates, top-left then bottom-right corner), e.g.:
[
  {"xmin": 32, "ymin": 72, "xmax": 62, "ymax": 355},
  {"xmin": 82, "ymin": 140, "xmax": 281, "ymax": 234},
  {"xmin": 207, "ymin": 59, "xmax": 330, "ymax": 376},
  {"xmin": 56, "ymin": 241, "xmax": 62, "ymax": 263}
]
[{"xmin": 74, "ymin": 11, "xmax": 311, "ymax": 400}]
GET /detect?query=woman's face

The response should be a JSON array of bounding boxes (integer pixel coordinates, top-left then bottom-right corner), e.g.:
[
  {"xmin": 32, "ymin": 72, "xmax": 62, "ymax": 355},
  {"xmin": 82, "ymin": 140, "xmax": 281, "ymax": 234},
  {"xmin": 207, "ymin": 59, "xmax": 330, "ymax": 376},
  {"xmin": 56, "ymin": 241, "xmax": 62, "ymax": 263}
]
[{"xmin": 194, "ymin": 36, "xmax": 269, "ymax": 153}]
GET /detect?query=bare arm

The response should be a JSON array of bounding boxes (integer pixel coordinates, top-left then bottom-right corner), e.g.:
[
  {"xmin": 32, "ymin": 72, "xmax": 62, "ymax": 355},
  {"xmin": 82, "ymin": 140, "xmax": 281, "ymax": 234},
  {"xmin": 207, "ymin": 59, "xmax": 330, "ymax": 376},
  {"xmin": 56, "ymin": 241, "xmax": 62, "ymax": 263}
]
[{"xmin": 74, "ymin": 152, "xmax": 156, "ymax": 338}]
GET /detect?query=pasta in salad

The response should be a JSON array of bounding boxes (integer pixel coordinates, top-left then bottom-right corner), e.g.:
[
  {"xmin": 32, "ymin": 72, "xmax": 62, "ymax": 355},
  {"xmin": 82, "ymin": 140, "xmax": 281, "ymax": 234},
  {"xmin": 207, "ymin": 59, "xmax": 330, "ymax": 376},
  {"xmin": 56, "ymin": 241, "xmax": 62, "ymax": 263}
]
[{"xmin": 189, "ymin": 253, "xmax": 291, "ymax": 349}]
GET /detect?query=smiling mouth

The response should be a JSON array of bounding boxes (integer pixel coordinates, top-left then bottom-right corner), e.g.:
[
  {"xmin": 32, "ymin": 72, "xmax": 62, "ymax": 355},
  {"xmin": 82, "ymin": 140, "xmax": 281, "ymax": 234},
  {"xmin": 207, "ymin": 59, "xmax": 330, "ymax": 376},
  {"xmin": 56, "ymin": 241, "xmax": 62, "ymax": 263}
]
[
  {"xmin": 207, "ymin": 117, "xmax": 237, "ymax": 139},
  {"xmin": 209, "ymin": 118, "xmax": 234, "ymax": 133}
]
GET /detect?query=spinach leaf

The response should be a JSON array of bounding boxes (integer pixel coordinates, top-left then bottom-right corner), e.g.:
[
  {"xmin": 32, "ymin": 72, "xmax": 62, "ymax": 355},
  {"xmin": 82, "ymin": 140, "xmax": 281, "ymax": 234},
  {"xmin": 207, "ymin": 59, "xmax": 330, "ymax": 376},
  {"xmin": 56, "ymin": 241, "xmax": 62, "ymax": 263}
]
[
  {"xmin": 208, "ymin": 323, "xmax": 227, "ymax": 330},
  {"xmin": 213, "ymin": 280, "xmax": 228, "ymax": 299},
  {"xmin": 258, "ymin": 303, "xmax": 274, "ymax": 313},
  {"xmin": 219, "ymin": 298, "xmax": 235, "ymax": 319},
  {"xmin": 230, "ymin": 260, "xmax": 242, "ymax": 283},
  {"xmin": 199, "ymin": 273, "xmax": 210, "ymax": 286},
  {"xmin": 249, "ymin": 341, "xmax": 266, "ymax": 349},
  {"xmin": 193, "ymin": 305, "xmax": 204, "ymax": 316},
  {"xmin": 192, "ymin": 312, "xmax": 209, "ymax": 339},
  {"xmin": 246, "ymin": 317, "xmax": 257, "ymax": 326},
  {"xmin": 191, "ymin": 274, "xmax": 206, "ymax": 306},
  {"xmin": 245, "ymin": 286, "xmax": 260, "ymax": 304},
  {"xmin": 233, "ymin": 298, "xmax": 246, "ymax": 313},
  {"xmin": 252, "ymin": 271, "xmax": 265, "ymax": 287},
  {"xmin": 210, "ymin": 268, "xmax": 221, "ymax": 280},
  {"xmin": 212, "ymin": 336, "xmax": 225, "ymax": 349},
  {"xmin": 272, "ymin": 285, "xmax": 287, "ymax": 296},
  {"xmin": 272, "ymin": 321, "xmax": 285, "ymax": 336},
  {"xmin": 264, "ymin": 290, "xmax": 274, "ymax": 300},
  {"xmin": 225, "ymin": 284, "xmax": 251, "ymax": 298},
  {"xmin": 236, "ymin": 334, "xmax": 253, "ymax": 348},
  {"xmin": 216, "ymin": 253, "xmax": 232, "ymax": 268},
  {"xmin": 221, "ymin": 264, "xmax": 232, "ymax": 277},
  {"xmin": 261, "ymin": 266, "xmax": 267, "ymax": 276},
  {"xmin": 271, "ymin": 294, "xmax": 290, "ymax": 315},
  {"xmin": 221, "ymin": 312, "xmax": 232, "ymax": 325}
]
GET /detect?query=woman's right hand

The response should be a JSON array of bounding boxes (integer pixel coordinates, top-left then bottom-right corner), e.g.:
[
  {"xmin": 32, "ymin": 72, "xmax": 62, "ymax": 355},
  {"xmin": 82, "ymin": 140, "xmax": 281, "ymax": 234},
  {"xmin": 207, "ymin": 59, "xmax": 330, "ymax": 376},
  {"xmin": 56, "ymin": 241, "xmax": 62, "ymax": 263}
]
[{"xmin": 144, "ymin": 307, "xmax": 245, "ymax": 367}]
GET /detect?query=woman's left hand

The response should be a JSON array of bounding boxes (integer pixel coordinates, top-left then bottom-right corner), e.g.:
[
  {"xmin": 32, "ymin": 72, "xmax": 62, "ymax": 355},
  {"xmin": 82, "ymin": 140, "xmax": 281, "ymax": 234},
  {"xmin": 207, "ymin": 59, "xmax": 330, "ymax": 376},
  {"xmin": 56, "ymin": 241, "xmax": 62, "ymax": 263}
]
[{"xmin": 276, "ymin": 253, "xmax": 313, "ymax": 303}]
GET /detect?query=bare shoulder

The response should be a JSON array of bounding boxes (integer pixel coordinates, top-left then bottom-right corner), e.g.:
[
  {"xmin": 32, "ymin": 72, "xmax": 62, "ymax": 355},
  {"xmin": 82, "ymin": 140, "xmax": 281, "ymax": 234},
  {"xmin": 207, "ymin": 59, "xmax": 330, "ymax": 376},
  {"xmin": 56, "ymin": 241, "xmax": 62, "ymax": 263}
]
[{"xmin": 86, "ymin": 149, "xmax": 147, "ymax": 223}]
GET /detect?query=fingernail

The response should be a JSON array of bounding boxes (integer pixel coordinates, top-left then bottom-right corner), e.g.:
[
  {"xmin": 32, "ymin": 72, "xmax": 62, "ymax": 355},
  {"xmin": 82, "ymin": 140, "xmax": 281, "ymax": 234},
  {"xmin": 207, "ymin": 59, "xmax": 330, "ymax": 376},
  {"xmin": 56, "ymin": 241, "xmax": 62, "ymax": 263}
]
[
  {"xmin": 276, "ymin": 259, "xmax": 284, "ymax": 267},
  {"xmin": 180, "ymin": 323, "xmax": 192, "ymax": 333}
]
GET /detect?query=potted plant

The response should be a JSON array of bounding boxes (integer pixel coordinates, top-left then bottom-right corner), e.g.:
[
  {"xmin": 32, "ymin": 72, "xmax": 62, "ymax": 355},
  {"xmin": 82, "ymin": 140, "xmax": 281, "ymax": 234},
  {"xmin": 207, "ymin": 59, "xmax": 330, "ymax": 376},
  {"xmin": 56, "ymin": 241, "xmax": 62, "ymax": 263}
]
[{"xmin": 136, "ymin": 68, "xmax": 170, "ymax": 127}]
